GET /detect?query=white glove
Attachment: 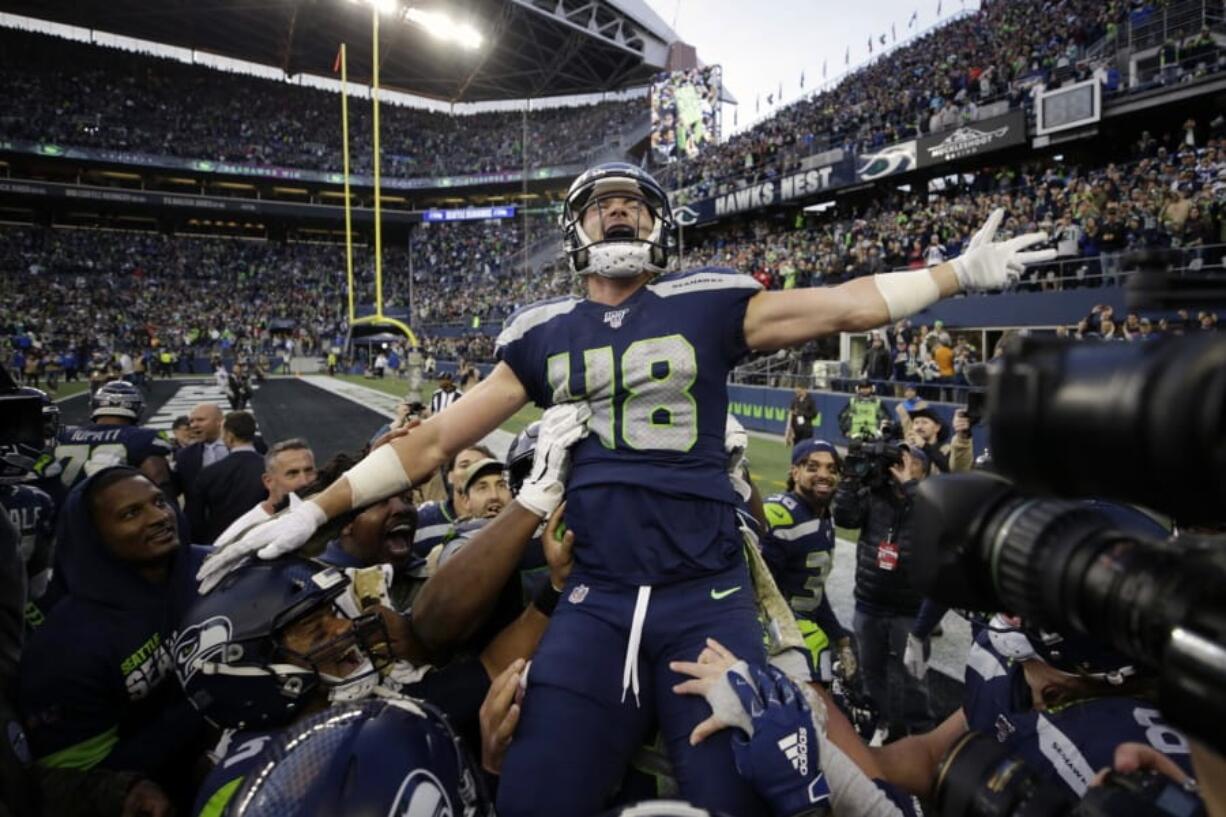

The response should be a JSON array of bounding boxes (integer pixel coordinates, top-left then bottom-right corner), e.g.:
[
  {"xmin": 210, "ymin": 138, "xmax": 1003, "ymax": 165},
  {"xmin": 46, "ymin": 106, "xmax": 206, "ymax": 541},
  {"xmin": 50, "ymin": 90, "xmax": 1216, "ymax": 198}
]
[
  {"xmin": 951, "ymin": 208, "xmax": 1057, "ymax": 291},
  {"xmin": 725, "ymin": 414, "xmax": 752, "ymax": 502},
  {"xmin": 902, "ymin": 633, "xmax": 928, "ymax": 679},
  {"xmin": 197, "ymin": 494, "xmax": 326, "ymax": 593},
  {"xmin": 515, "ymin": 402, "xmax": 591, "ymax": 518}
]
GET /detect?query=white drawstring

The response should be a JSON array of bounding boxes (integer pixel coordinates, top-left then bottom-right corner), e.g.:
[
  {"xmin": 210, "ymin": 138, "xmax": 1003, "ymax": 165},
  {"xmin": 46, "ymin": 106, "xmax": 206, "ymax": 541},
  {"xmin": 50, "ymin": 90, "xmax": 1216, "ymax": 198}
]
[{"xmin": 621, "ymin": 585, "xmax": 652, "ymax": 707}]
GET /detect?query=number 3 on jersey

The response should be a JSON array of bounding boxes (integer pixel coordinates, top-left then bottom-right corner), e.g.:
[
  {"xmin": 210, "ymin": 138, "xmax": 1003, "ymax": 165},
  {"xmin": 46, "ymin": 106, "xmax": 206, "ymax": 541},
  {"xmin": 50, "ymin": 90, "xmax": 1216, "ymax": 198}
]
[{"xmin": 548, "ymin": 334, "xmax": 698, "ymax": 452}]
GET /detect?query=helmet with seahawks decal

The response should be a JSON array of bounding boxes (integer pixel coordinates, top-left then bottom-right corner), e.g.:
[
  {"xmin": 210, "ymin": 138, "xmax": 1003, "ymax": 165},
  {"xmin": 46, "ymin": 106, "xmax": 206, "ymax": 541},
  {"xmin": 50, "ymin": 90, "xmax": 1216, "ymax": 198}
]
[{"xmin": 561, "ymin": 162, "xmax": 676, "ymax": 278}]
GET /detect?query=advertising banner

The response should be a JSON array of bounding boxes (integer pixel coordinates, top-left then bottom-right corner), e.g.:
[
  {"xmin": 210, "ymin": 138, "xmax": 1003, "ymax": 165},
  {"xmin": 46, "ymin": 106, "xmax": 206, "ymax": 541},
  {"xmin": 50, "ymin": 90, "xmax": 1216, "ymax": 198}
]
[
  {"xmin": 674, "ymin": 158, "xmax": 857, "ymax": 226},
  {"xmin": 916, "ymin": 109, "xmax": 1026, "ymax": 168}
]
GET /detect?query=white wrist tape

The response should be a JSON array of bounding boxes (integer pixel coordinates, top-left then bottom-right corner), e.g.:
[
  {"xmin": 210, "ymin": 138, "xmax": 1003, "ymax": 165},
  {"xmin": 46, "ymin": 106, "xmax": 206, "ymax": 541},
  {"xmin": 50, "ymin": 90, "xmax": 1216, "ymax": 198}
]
[
  {"xmin": 873, "ymin": 269, "xmax": 942, "ymax": 321},
  {"xmin": 345, "ymin": 444, "xmax": 412, "ymax": 508}
]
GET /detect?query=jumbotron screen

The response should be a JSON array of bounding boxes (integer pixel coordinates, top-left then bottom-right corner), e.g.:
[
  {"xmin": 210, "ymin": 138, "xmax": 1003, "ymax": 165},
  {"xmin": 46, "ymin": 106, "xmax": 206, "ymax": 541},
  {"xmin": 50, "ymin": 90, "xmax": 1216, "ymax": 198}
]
[{"xmin": 650, "ymin": 66, "xmax": 721, "ymax": 165}]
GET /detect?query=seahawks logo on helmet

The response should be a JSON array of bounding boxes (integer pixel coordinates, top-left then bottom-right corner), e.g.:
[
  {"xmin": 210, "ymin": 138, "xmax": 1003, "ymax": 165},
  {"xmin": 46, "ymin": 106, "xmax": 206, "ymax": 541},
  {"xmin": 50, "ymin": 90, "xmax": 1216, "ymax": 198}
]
[
  {"xmin": 174, "ymin": 615, "xmax": 234, "ymax": 685},
  {"xmin": 389, "ymin": 768, "xmax": 454, "ymax": 817}
]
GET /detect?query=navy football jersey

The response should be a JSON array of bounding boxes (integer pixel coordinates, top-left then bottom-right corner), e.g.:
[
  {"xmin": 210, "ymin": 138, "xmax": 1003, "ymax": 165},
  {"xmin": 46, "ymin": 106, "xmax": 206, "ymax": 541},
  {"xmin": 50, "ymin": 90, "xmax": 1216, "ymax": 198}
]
[
  {"xmin": 496, "ymin": 267, "xmax": 762, "ymax": 583},
  {"xmin": 193, "ymin": 729, "xmax": 273, "ymax": 817},
  {"xmin": 962, "ymin": 631, "xmax": 1193, "ymax": 798},
  {"xmin": 760, "ymin": 491, "xmax": 845, "ymax": 640},
  {"xmin": 53, "ymin": 423, "xmax": 173, "ymax": 490},
  {"xmin": 0, "ymin": 483, "xmax": 56, "ymax": 611}
]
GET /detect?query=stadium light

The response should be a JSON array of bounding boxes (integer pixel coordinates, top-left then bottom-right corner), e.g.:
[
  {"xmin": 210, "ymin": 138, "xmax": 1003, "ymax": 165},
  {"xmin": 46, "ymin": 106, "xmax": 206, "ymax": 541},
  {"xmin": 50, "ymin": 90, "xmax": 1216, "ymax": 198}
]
[
  {"xmin": 404, "ymin": 7, "xmax": 482, "ymax": 49},
  {"xmin": 346, "ymin": 0, "xmax": 483, "ymax": 49}
]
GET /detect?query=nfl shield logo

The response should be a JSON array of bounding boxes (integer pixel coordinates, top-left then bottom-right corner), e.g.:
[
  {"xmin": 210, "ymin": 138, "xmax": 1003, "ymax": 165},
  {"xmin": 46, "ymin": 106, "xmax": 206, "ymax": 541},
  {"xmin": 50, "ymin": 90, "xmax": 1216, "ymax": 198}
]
[
  {"xmin": 603, "ymin": 308, "xmax": 628, "ymax": 329},
  {"xmin": 568, "ymin": 584, "xmax": 590, "ymax": 604}
]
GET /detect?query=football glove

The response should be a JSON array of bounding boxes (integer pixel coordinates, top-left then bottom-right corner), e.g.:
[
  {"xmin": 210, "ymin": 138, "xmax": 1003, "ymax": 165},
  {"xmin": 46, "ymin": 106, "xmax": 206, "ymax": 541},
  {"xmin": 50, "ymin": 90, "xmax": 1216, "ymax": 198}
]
[
  {"xmin": 950, "ymin": 208, "xmax": 1057, "ymax": 291},
  {"xmin": 197, "ymin": 494, "xmax": 325, "ymax": 593},
  {"xmin": 728, "ymin": 663, "xmax": 832, "ymax": 817},
  {"xmin": 515, "ymin": 402, "xmax": 591, "ymax": 518}
]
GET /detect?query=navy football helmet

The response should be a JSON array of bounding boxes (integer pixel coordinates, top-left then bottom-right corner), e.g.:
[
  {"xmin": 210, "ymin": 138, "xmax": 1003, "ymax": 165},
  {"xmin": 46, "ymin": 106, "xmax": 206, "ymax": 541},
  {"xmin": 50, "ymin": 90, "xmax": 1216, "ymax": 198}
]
[
  {"xmin": 598, "ymin": 802, "xmax": 730, "ymax": 817},
  {"xmin": 174, "ymin": 556, "xmax": 389, "ymax": 729},
  {"xmin": 90, "ymin": 380, "xmax": 145, "ymax": 421},
  {"xmin": 0, "ymin": 387, "xmax": 59, "ymax": 484},
  {"xmin": 561, "ymin": 162, "xmax": 676, "ymax": 278},
  {"xmin": 506, "ymin": 421, "xmax": 540, "ymax": 496},
  {"xmin": 226, "ymin": 697, "xmax": 492, "ymax": 817}
]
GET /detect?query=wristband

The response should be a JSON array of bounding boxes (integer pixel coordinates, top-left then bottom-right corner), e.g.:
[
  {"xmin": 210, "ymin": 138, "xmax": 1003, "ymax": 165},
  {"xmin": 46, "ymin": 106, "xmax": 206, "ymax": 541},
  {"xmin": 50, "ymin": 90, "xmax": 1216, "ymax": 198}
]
[
  {"xmin": 872, "ymin": 269, "xmax": 942, "ymax": 320},
  {"xmin": 346, "ymin": 444, "xmax": 412, "ymax": 508},
  {"xmin": 533, "ymin": 581, "xmax": 562, "ymax": 616}
]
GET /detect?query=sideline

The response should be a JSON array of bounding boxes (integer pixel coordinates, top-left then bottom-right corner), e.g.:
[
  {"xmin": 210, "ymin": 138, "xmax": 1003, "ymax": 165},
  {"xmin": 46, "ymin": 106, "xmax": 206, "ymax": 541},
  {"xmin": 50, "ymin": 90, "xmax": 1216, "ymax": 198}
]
[{"xmin": 299, "ymin": 375, "xmax": 514, "ymax": 457}]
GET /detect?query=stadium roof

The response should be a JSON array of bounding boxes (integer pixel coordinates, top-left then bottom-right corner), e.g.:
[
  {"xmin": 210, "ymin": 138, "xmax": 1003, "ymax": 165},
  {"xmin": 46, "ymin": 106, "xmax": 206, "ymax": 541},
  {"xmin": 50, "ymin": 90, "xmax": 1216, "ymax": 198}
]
[{"xmin": 5, "ymin": 0, "xmax": 686, "ymax": 102}]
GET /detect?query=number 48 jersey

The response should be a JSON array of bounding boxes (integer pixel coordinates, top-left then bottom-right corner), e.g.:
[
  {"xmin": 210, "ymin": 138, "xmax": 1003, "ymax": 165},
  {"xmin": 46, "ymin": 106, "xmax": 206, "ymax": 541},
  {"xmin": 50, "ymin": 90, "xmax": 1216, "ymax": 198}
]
[{"xmin": 496, "ymin": 267, "xmax": 762, "ymax": 584}]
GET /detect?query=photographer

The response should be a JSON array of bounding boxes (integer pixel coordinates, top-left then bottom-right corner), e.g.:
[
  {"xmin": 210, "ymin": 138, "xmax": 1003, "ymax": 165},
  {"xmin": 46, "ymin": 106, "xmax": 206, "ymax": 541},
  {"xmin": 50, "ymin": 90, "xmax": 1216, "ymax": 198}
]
[
  {"xmin": 833, "ymin": 443, "xmax": 939, "ymax": 742},
  {"xmin": 894, "ymin": 403, "xmax": 956, "ymax": 474}
]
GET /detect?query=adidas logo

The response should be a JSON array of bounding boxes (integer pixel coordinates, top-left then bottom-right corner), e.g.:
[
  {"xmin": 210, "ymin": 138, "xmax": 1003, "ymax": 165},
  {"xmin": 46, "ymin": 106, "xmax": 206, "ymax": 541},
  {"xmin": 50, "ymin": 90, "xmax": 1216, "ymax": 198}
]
[{"xmin": 777, "ymin": 728, "xmax": 809, "ymax": 776}]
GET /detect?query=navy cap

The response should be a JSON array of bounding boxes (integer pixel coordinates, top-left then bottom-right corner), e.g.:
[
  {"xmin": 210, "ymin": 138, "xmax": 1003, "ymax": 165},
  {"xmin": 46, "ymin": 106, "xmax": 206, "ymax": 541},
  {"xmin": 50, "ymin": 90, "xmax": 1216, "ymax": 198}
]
[{"xmin": 791, "ymin": 439, "xmax": 840, "ymax": 466}]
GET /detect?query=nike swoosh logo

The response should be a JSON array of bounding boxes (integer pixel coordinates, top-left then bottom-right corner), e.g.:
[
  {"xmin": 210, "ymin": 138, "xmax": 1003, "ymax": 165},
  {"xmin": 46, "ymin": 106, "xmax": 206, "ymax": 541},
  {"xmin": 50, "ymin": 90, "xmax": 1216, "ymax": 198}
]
[{"xmin": 710, "ymin": 585, "xmax": 742, "ymax": 600}]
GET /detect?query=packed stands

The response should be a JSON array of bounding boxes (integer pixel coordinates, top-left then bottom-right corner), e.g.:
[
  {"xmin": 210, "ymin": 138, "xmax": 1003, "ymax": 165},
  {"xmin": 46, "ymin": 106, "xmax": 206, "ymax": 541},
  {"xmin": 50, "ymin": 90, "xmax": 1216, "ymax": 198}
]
[{"xmin": 0, "ymin": 28, "xmax": 647, "ymax": 178}]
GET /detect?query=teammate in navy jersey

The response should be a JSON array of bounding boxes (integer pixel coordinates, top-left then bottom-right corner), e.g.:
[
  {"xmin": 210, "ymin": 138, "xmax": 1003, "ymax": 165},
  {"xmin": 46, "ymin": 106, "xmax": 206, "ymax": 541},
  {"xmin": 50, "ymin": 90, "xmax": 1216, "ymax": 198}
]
[
  {"xmin": 201, "ymin": 162, "xmax": 1055, "ymax": 815},
  {"xmin": 0, "ymin": 386, "xmax": 59, "ymax": 625},
  {"xmin": 760, "ymin": 439, "xmax": 857, "ymax": 683},
  {"xmin": 860, "ymin": 622, "xmax": 1193, "ymax": 802},
  {"xmin": 52, "ymin": 380, "xmax": 173, "ymax": 496}
]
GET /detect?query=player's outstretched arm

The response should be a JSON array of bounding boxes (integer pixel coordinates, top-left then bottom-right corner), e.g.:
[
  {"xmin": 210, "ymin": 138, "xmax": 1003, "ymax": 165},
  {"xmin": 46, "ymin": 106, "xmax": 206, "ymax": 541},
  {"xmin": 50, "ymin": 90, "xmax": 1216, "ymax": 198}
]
[
  {"xmin": 197, "ymin": 362, "xmax": 529, "ymax": 592},
  {"xmin": 743, "ymin": 208, "xmax": 1055, "ymax": 351}
]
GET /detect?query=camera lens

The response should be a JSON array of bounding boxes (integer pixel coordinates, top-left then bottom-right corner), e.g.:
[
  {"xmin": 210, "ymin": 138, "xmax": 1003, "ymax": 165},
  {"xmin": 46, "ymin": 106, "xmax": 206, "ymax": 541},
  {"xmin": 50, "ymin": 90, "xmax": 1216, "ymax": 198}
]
[{"xmin": 934, "ymin": 732, "xmax": 1075, "ymax": 817}]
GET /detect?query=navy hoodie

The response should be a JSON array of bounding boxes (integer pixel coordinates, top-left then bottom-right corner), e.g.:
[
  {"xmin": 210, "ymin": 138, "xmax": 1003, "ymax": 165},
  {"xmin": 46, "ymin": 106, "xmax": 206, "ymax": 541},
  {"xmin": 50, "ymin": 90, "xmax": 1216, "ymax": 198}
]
[{"xmin": 18, "ymin": 467, "xmax": 209, "ymax": 777}]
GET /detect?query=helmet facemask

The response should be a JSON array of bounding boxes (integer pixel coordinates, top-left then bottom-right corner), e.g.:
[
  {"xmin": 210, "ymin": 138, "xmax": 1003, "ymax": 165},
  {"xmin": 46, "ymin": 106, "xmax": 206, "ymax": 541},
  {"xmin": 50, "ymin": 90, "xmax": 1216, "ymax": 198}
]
[
  {"xmin": 562, "ymin": 176, "xmax": 674, "ymax": 279},
  {"xmin": 276, "ymin": 607, "xmax": 391, "ymax": 706}
]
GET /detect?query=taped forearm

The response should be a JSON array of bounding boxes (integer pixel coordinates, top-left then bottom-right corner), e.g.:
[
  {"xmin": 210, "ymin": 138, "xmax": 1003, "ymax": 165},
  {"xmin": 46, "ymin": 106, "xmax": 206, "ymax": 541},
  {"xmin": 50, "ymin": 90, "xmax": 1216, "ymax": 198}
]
[
  {"xmin": 817, "ymin": 725, "xmax": 917, "ymax": 817},
  {"xmin": 345, "ymin": 445, "xmax": 413, "ymax": 508},
  {"xmin": 872, "ymin": 270, "xmax": 942, "ymax": 321}
]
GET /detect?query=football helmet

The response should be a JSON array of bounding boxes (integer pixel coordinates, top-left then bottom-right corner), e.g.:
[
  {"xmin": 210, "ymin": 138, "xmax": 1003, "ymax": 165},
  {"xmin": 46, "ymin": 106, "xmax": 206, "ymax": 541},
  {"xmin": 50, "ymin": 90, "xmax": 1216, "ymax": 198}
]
[
  {"xmin": 598, "ymin": 802, "xmax": 729, "ymax": 817},
  {"xmin": 984, "ymin": 613, "xmax": 1140, "ymax": 685},
  {"xmin": 174, "ymin": 556, "xmax": 389, "ymax": 729},
  {"xmin": 505, "ymin": 421, "xmax": 540, "ymax": 496},
  {"xmin": 90, "ymin": 380, "xmax": 145, "ymax": 421},
  {"xmin": 0, "ymin": 387, "xmax": 59, "ymax": 484},
  {"xmin": 226, "ymin": 697, "xmax": 492, "ymax": 817},
  {"xmin": 561, "ymin": 162, "xmax": 676, "ymax": 278}
]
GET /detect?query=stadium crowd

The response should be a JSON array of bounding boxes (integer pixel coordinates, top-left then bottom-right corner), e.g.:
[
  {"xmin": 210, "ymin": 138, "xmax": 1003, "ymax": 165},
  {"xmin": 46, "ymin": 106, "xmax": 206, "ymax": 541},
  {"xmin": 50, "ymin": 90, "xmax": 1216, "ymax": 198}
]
[
  {"xmin": 658, "ymin": 0, "xmax": 1222, "ymax": 199},
  {"xmin": 683, "ymin": 124, "xmax": 1226, "ymax": 291},
  {"xmin": 0, "ymin": 28, "xmax": 646, "ymax": 178}
]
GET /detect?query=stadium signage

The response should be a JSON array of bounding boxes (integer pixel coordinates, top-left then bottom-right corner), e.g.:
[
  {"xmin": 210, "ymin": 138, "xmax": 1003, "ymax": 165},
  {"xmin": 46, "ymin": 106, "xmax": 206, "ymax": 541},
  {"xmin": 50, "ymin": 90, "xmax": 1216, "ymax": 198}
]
[
  {"xmin": 0, "ymin": 139, "xmax": 582, "ymax": 193},
  {"xmin": 423, "ymin": 206, "xmax": 516, "ymax": 222},
  {"xmin": 684, "ymin": 160, "xmax": 854, "ymax": 225},
  {"xmin": 916, "ymin": 110, "xmax": 1026, "ymax": 168}
]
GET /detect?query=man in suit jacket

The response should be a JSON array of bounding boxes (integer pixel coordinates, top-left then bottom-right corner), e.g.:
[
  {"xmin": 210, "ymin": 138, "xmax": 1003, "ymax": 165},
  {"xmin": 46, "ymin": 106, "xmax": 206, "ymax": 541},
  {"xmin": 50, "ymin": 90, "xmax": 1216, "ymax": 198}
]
[
  {"xmin": 189, "ymin": 411, "xmax": 267, "ymax": 544},
  {"xmin": 176, "ymin": 403, "xmax": 227, "ymax": 503}
]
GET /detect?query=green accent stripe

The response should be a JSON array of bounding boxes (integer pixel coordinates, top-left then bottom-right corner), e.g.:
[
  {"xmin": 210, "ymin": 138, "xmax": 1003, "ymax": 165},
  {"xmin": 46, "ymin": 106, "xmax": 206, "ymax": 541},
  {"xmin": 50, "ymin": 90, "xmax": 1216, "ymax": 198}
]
[
  {"xmin": 37, "ymin": 726, "xmax": 119, "ymax": 770},
  {"xmin": 198, "ymin": 777, "xmax": 244, "ymax": 817}
]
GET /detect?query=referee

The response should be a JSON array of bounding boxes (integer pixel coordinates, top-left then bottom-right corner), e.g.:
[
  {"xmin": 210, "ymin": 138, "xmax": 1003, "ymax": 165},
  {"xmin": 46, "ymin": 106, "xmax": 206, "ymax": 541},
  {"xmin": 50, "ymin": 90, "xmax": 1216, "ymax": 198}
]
[{"xmin": 427, "ymin": 371, "xmax": 463, "ymax": 416}]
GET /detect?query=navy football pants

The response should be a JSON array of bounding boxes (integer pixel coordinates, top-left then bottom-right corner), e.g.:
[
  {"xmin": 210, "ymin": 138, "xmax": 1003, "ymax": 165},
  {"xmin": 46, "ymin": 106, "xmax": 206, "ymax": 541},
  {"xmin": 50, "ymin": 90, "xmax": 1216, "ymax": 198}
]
[{"xmin": 496, "ymin": 560, "xmax": 769, "ymax": 816}]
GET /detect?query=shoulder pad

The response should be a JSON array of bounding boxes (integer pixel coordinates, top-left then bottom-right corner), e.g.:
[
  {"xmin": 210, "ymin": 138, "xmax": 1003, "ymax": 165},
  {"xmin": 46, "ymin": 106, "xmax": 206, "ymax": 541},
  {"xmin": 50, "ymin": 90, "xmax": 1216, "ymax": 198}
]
[{"xmin": 762, "ymin": 501, "xmax": 795, "ymax": 529}]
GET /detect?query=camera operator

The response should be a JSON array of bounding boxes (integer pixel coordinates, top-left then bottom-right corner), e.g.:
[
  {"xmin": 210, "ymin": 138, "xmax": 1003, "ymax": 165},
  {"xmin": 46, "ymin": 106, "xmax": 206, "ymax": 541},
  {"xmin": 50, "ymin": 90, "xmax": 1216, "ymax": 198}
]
[{"xmin": 833, "ymin": 443, "xmax": 940, "ymax": 742}]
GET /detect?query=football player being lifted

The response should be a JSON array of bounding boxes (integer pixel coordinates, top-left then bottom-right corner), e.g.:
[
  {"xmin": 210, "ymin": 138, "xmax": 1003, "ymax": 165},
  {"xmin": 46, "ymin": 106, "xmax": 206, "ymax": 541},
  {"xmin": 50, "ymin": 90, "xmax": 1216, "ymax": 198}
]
[{"xmin": 200, "ymin": 162, "xmax": 1054, "ymax": 816}]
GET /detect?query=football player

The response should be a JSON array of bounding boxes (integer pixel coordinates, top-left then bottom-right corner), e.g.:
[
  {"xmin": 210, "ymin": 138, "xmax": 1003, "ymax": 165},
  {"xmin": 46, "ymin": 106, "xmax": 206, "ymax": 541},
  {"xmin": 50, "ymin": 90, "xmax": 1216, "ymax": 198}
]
[
  {"xmin": 200, "ymin": 162, "xmax": 1054, "ymax": 815},
  {"xmin": 760, "ymin": 440, "xmax": 857, "ymax": 685},
  {"xmin": 53, "ymin": 380, "xmax": 173, "ymax": 496},
  {"xmin": 0, "ymin": 387, "xmax": 59, "ymax": 624}
]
